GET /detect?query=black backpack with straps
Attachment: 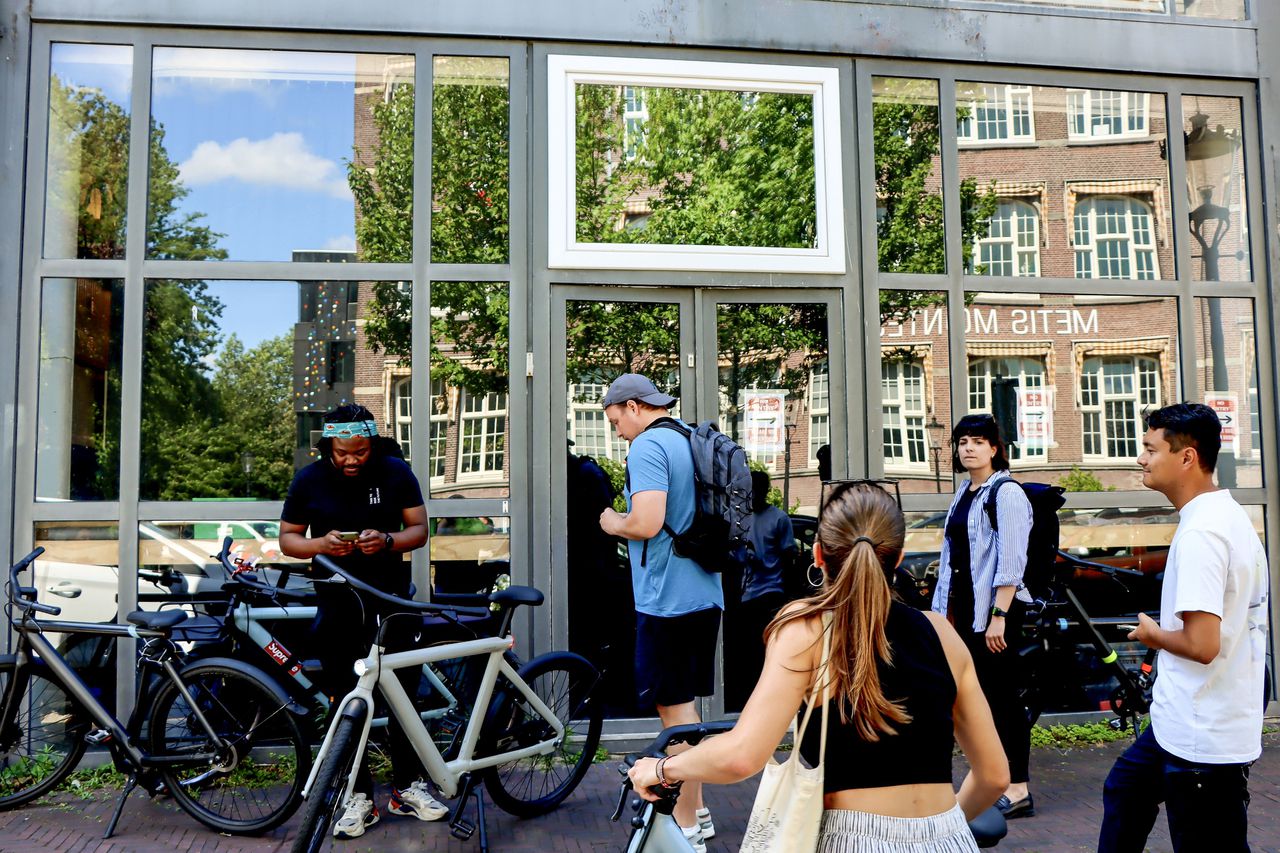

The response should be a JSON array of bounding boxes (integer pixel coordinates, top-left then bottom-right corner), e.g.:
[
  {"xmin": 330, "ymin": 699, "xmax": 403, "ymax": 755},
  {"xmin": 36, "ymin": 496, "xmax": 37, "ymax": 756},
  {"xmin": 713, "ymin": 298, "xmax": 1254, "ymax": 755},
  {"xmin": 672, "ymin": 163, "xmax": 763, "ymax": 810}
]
[
  {"xmin": 627, "ymin": 418, "xmax": 755, "ymax": 573},
  {"xmin": 984, "ymin": 478, "xmax": 1066, "ymax": 595}
]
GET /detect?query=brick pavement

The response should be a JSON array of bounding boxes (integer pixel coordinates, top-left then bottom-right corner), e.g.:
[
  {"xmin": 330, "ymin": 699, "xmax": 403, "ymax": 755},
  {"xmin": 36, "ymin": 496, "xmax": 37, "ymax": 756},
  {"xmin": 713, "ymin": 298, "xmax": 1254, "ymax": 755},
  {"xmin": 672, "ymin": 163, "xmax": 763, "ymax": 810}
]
[{"xmin": 0, "ymin": 734, "xmax": 1276, "ymax": 852}]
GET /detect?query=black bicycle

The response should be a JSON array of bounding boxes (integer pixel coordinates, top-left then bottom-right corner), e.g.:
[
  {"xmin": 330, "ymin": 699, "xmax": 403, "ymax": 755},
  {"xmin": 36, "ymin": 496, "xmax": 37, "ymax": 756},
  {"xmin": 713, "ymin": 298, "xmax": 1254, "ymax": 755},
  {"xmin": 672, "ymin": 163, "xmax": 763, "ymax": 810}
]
[
  {"xmin": 0, "ymin": 547, "xmax": 311, "ymax": 838},
  {"xmin": 1019, "ymin": 549, "xmax": 1156, "ymax": 730}
]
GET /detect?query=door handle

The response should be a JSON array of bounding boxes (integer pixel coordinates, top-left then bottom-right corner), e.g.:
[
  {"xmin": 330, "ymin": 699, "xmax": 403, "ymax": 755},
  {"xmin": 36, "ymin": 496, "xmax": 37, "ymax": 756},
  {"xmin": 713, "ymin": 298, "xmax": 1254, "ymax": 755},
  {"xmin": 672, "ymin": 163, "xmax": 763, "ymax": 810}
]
[{"xmin": 48, "ymin": 582, "xmax": 82, "ymax": 599}]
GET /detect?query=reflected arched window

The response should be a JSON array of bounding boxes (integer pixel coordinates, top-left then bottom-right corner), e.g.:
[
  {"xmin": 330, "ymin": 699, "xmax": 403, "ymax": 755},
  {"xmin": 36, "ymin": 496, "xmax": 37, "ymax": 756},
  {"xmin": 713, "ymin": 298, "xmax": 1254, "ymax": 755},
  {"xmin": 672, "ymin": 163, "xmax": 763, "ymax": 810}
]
[
  {"xmin": 972, "ymin": 200, "xmax": 1040, "ymax": 277},
  {"xmin": 1073, "ymin": 196, "xmax": 1159, "ymax": 280},
  {"xmin": 1079, "ymin": 355, "xmax": 1160, "ymax": 460}
]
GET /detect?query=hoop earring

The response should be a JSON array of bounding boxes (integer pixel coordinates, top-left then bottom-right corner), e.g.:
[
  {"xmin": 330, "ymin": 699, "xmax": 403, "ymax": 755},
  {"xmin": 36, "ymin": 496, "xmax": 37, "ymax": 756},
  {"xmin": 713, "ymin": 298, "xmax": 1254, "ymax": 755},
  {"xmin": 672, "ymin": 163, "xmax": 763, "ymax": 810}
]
[{"xmin": 807, "ymin": 562, "xmax": 824, "ymax": 589}]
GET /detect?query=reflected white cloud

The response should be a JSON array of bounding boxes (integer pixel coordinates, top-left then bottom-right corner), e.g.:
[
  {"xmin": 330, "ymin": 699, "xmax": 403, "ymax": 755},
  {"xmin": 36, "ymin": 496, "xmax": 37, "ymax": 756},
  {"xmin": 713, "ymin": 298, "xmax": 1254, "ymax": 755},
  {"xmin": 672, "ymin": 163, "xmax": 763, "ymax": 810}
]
[
  {"xmin": 178, "ymin": 132, "xmax": 352, "ymax": 199},
  {"xmin": 322, "ymin": 234, "xmax": 357, "ymax": 251}
]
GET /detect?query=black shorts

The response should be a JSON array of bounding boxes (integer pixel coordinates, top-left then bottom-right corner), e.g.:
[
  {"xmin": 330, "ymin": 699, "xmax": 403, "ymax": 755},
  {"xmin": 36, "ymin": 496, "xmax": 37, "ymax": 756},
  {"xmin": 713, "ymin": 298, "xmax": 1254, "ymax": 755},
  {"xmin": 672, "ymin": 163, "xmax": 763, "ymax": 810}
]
[{"xmin": 635, "ymin": 607, "xmax": 721, "ymax": 707}]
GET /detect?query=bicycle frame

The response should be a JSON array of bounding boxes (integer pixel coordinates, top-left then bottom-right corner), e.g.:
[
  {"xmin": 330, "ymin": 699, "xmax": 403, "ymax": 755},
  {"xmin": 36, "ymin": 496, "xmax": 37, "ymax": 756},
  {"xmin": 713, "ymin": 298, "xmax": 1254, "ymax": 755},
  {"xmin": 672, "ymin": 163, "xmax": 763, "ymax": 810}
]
[
  {"xmin": 225, "ymin": 600, "xmax": 462, "ymax": 728},
  {"xmin": 0, "ymin": 618, "xmax": 223, "ymax": 771},
  {"xmin": 303, "ymin": 632, "xmax": 562, "ymax": 806}
]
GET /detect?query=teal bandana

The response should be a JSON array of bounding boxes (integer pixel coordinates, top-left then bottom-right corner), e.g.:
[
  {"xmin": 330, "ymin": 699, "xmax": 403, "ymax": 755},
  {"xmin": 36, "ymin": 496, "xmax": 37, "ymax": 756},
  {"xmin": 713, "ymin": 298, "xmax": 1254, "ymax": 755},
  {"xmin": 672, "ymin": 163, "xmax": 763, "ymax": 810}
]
[{"xmin": 322, "ymin": 420, "xmax": 378, "ymax": 439}]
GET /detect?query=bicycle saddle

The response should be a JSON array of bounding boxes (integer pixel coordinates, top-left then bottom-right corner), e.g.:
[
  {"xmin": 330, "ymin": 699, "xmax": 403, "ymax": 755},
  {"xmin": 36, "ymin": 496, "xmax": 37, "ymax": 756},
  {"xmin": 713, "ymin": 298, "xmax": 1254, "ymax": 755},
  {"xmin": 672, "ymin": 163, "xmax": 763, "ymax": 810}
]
[
  {"xmin": 126, "ymin": 609, "xmax": 189, "ymax": 630},
  {"xmin": 490, "ymin": 586, "xmax": 543, "ymax": 608}
]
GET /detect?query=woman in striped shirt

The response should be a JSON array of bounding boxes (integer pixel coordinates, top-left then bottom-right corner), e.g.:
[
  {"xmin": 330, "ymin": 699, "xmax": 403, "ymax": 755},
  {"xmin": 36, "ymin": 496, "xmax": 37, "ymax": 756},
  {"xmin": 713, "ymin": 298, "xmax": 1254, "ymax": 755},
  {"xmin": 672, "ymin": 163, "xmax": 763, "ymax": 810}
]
[{"xmin": 930, "ymin": 414, "xmax": 1036, "ymax": 820}]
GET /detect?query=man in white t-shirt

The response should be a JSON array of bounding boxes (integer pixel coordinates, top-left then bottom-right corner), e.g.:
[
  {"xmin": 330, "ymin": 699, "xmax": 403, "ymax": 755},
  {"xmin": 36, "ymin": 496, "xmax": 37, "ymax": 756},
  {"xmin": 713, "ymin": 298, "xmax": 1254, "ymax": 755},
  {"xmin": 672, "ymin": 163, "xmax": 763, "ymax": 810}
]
[{"xmin": 1098, "ymin": 402, "xmax": 1269, "ymax": 853}]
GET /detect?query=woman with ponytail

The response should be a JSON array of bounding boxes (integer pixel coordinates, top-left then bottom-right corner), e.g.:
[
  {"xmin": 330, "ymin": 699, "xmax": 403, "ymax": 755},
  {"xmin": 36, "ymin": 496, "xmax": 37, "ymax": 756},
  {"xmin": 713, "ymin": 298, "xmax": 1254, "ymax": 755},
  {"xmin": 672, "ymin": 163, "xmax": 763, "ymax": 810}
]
[{"xmin": 629, "ymin": 482, "xmax": 1009, "ymax": 850}]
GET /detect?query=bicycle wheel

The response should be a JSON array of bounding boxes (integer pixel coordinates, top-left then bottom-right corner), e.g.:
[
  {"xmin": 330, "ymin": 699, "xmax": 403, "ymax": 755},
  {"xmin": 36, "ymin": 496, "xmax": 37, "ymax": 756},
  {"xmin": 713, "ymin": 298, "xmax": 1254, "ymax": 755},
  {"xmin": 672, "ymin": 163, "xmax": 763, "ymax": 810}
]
[
  {"xmin": 290, "ymin": 707, "xmax": 364, "ymax": 853},
  {"xmin": 482, "ymin": 651, "xmax": 602, "ymax": 818},
  {"xmin": 0, "ymin": 661, "xmax": 90, "ymax": 808},
  {"xmin": 147, "ymin": 662, "xmax": 310, "ymax": 835}
]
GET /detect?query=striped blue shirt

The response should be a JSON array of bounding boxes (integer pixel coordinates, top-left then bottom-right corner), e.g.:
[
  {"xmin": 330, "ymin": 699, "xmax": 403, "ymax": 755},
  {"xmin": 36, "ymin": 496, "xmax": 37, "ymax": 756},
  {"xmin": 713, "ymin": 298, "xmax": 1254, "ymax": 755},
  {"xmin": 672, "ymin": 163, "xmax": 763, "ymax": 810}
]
[{"xmin": 930, "ymin": 470, "xmax": 1034, "ymax": 633}]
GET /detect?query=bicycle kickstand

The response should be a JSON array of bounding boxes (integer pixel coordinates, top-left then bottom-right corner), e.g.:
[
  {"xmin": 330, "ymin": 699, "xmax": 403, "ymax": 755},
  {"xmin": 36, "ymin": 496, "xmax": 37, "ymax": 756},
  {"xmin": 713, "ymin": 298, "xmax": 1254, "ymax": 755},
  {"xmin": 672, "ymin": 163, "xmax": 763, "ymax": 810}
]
[
  {"xmin": 103, "ymin": 774, "xmax": 140, "ymax": 839},
  {"xmin": 448, "ymin": 772, "xmax": 490, "ymax": 853}
]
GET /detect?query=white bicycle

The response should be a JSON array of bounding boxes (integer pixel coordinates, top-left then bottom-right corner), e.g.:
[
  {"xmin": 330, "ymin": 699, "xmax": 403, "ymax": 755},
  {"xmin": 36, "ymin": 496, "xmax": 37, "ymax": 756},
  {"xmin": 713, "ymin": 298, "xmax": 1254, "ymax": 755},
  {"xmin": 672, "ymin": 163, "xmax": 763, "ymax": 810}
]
[{"xmin": 290, "ymin": 554, "xmax": 603, "ymax": 853}]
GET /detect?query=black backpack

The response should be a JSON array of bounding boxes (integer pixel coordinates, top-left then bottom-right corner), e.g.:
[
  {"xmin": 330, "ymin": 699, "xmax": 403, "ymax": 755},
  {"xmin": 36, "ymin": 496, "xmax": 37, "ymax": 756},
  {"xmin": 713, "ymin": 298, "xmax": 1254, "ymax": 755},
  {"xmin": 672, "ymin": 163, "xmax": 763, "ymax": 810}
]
[
  {"xmin": 984, "ymin": 479, "xmax": 1066, "ymax": 595},
  {"xmin": 630, "ymin": 418, "xmax": 755, "ymax": 573}
]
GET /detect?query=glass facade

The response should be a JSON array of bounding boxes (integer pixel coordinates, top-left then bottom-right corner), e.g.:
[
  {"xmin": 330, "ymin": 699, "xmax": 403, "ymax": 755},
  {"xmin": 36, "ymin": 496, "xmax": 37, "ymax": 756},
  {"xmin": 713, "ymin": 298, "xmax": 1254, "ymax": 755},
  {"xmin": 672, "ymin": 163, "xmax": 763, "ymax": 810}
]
[{"xmin": 5, "ymin": 5, "xmax": 1275, "ymax": 729}]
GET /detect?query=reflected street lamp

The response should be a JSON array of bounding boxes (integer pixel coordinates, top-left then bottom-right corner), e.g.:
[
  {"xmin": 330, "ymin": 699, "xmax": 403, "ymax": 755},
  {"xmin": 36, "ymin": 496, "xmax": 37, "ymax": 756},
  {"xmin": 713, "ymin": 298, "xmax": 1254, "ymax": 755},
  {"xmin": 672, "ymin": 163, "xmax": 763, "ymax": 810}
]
[
  {"xmin": 1184, "ymin": 110, "xmax": 1240, "ymax": 488},
  {"xmin": 926, "ymin": 415, "xmax": 945, "ymax": 494}
]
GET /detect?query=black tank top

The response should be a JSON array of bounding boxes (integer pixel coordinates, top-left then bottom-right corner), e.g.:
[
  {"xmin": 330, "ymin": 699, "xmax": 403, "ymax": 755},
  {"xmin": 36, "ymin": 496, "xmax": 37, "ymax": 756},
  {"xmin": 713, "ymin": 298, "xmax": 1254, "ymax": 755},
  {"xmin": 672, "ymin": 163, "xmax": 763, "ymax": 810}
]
[{"xmin": 797, "ymin": 602, "xmax": 957, "ymax": 793}]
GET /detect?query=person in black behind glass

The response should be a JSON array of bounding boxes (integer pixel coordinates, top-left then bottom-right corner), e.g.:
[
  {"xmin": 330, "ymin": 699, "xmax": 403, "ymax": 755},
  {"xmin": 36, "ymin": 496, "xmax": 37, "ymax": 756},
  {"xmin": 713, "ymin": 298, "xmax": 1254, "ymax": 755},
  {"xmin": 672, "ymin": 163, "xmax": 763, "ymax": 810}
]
[{"xmin": 279, "ymin": 404, "xmax": 446, "ymax": 841}]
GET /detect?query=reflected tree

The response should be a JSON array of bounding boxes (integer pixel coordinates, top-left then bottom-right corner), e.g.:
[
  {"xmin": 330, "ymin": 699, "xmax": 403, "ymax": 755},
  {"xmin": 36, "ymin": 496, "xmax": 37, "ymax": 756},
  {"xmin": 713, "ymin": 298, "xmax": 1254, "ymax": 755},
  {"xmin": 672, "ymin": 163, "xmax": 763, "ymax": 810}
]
[
  {"xmin": 575, "ymin": 86, "xmax": 816, "ymax": 248},
  {"xmin": 46, "ymin": 77, "xmax": 230, "ymax": 498}
]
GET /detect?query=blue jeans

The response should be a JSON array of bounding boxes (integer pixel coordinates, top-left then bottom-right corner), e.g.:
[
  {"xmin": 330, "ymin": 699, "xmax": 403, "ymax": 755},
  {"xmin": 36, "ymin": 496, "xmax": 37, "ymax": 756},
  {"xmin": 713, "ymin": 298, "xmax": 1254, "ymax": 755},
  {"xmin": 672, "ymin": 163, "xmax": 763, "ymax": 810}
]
[{"xmin": 1099, "ymin": 725, "xmax": 1251, "ymax": 852}]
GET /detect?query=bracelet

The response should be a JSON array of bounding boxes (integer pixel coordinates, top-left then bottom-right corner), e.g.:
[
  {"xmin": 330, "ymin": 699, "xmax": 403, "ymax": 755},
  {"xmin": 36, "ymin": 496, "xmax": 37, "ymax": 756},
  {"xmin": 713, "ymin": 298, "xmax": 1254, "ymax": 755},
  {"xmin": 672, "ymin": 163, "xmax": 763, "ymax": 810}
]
[
  {"xmin": 655, "ymin": 756, "xmax": 679, "ymax": 789},
  {"xmin": 990, "ymin": 605, "xmax": 1009, "ymax": 618}
]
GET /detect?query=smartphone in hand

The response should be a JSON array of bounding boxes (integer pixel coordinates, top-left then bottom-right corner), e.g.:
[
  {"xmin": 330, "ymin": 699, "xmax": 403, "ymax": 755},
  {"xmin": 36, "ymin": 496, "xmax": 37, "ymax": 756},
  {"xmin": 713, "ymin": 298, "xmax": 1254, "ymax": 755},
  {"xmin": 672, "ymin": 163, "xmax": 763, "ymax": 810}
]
[{"xmin": 338, "ymin": 531, "xmax": 360, "ymax": 542}]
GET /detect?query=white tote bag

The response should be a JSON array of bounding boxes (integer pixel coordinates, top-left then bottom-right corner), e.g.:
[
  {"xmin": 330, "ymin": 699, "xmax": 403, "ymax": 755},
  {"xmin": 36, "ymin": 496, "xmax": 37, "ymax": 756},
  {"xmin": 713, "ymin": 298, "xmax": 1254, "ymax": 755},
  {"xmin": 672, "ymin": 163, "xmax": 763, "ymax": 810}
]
[{"xmin": 740, "ymin": 612, "xmax": 831, "ymax": 853}]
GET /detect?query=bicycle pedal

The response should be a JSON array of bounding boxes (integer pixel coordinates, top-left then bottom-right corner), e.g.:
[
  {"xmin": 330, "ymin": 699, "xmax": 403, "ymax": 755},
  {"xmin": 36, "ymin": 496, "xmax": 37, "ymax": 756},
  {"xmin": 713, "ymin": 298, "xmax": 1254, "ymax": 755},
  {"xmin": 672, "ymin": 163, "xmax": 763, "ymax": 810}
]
[
  {"xmin": 449, "ymin": 817, "xmax": 476, "ymax": 840},
  {"xmin": 85, "ymin": 727, "xmax": 113, "ymax": 745}
]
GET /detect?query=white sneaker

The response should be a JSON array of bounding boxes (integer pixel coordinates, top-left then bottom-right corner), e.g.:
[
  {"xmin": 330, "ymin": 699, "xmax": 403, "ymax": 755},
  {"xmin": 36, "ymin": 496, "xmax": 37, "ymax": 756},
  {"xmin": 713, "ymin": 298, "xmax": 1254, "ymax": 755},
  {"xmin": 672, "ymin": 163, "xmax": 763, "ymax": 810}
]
[
  {"xmin": 680, "ymin": 822, "xmax": 707, "ymax": 853},
  {"xmin": 388, "ymin": 780, "xmax": 450, "ymax": 821},
  {"xmin": 333, "ymin": 793, "xmax": 380, "ymax": 839},
  {"xmin": 696, "ymin": 806, "xmax": 716, "ymax": 840}
]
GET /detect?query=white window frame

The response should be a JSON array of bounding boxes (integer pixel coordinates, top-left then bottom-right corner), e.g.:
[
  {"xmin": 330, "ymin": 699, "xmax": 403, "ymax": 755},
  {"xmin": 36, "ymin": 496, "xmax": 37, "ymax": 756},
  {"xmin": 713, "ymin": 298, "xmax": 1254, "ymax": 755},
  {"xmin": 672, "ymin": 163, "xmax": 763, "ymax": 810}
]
[
  {"xmin": 457, "ymin": 387, "xmax": 507, "ymax": 481},
  {"xmin": 1066, "ymin": 89, "xmax": 1150, "ymax": 141},
  {"xmin": 972, "ymin": 199, "xmax": 1041, "ymax": 277},
  {"xmin": 394, "ymin": 377, "xmax": 413, "ymax": 462},
  {"xmin": 1079, "ymin": 355, "xmax": 1161, "ymax": 461},
  {"xmin": 957, "ymin": 84, "xmax": 1035, "ymax": 145},
  {"xmin": 881, "ymin": 356, "xmax": 929, "ymax": 472},
  {"xmin": 1073, "ymin": 196, "xmax": 1160, "ymax": 280},
  {"xmin": 427, "ymin": 376, "xmax": 448, "ymax": 482},
  {"xmin": 967, "ymin": 356, "xmax": 1048, "ymax": 461},
  {"xmin": 808, "ymin": 362, "xmax": 830, "ymax": 468},
  {"xmin": 547, "ymin": 54, "xmax": 845, "ymax": 273},
  {"xmin": 622, "ymin": 85, "xmax": 648, "ymax": 162}
]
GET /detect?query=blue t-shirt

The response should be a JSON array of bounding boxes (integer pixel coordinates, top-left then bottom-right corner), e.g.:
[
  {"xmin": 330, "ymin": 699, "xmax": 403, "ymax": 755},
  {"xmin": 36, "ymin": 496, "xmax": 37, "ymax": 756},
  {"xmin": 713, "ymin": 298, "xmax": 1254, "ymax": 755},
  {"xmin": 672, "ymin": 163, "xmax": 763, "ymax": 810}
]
[
  {"xmin": 624, "ymin": 420, "xmax": 724, "ymax": 617},
  {"xmin": 741, "ymin": 505, "xmax": 796, "ymax": 602}
]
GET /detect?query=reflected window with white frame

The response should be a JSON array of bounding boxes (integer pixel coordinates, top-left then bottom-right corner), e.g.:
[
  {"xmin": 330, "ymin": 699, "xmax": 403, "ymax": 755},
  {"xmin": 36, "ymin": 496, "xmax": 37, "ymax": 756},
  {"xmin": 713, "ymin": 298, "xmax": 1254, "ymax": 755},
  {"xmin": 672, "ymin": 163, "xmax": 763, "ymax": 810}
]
[
  {"xmin": 1245, "ymin": 331, "xmax": 1260, "ymax": 458},
  {"xmin": 1066, "ymin": 90, "xmax": 1149, "ymax": 140},
  {"xmin": 395, "ymin": 378, "xmax": 413, "ymax": 461},
  {"xmin": 459, "ymin": 387, "xmax": 506, "ymax": 478},
  {"xmin": 1073, "ymin": 196, "xmax": 1159, "ymax": 280},
  {"xmin": 622, "ymin": 86, "xmax": 648, "ymax": 162},
  {"xmin": 809, "ymin": 362, "xmax": 830, "ymax": 467},
  {"xmin": 882, "ymin": 358, "xmax": 928, "ymax": 469},
  {"xmin": 972, "ymin": 200, "xmax": 1040, "ymax": 276},
  {"xmin": 568, "ymin": 381, "xmax": 625, "ymax": 462},
  {"xmin": 968, "ymin": 356, "xmax": 1047, "ymax": 460},
  {"xmin": 1079, "ymin": 355, "xmax": 1160, "ymax": 460},
  {"xmin": 957, "ymin": 85, "xmax": 1034, "ymax": 144},
  {"xmin": 428, "ymin": 376, "xmax": 448, "ymax": 479}
]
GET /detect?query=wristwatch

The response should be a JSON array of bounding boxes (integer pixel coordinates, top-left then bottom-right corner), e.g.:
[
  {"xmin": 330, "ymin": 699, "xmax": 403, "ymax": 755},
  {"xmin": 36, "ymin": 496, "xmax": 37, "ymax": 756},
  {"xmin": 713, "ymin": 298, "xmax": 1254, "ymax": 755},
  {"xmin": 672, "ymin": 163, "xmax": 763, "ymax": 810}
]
[
  {"xmin": 990, "ymin": 605, "xmax": 1009, "ymax": 618},
  {"xmin": 384, "ymin": 533, "xmax": 395, "ymax": 552}
]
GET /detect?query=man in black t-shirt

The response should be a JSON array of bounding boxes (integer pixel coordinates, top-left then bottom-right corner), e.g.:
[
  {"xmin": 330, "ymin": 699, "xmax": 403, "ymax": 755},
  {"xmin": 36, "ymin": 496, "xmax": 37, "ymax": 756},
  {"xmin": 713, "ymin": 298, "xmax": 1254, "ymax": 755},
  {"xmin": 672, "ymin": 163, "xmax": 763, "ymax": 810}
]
[{"xmin": 279, "ymin": 405, "xmax": 441, "ymax": 840}]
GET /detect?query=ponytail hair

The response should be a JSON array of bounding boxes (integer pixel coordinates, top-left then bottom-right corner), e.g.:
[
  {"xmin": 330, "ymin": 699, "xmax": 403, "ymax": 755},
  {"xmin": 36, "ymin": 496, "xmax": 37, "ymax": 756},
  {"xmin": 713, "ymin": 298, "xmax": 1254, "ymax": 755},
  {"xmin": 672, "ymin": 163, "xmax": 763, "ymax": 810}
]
[{"xmin": 765, "ymin": 482, "xmax": 910, "ymax": 741}]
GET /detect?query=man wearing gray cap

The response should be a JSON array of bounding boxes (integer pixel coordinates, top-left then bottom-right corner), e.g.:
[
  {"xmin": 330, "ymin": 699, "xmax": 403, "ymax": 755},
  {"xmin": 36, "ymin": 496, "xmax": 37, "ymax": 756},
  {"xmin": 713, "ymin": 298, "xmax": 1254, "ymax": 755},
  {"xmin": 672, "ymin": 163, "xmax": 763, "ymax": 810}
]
[{"xmin": 599, "ymin": 373, "xmax": 723, "ymax": 852}]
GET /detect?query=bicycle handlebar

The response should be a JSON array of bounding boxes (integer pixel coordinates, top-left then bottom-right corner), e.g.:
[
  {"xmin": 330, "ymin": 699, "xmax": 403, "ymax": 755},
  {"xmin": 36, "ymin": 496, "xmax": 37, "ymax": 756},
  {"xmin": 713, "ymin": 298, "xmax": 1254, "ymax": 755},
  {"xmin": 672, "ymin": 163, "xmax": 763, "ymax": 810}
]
[
  {"xmin": 311, "ymin": 553, "xmax": 490, "ymax": 619},
  {"xmin": 636, "ymin": 721, "xmax": 737, "ymax": 758},
  {"xmin": 1055, "ymin": 549, "xmax": 1146, "ymax": 579},
  {"xmin": 7, "ymin": 548, "xmax": 62, "ymax": 617}
]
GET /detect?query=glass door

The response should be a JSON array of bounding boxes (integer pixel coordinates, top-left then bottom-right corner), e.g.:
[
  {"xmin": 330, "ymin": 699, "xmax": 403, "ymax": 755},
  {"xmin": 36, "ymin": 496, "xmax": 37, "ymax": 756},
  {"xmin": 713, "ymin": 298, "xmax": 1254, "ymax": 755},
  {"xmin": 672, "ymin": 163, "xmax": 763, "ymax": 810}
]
[
  {"xmin": 550, "ymin": 286, "xmax": 842, "ymax": 724},
  {"xmin": 698, "ymin": 290, "xmax": 842, "ymax": 716}
]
